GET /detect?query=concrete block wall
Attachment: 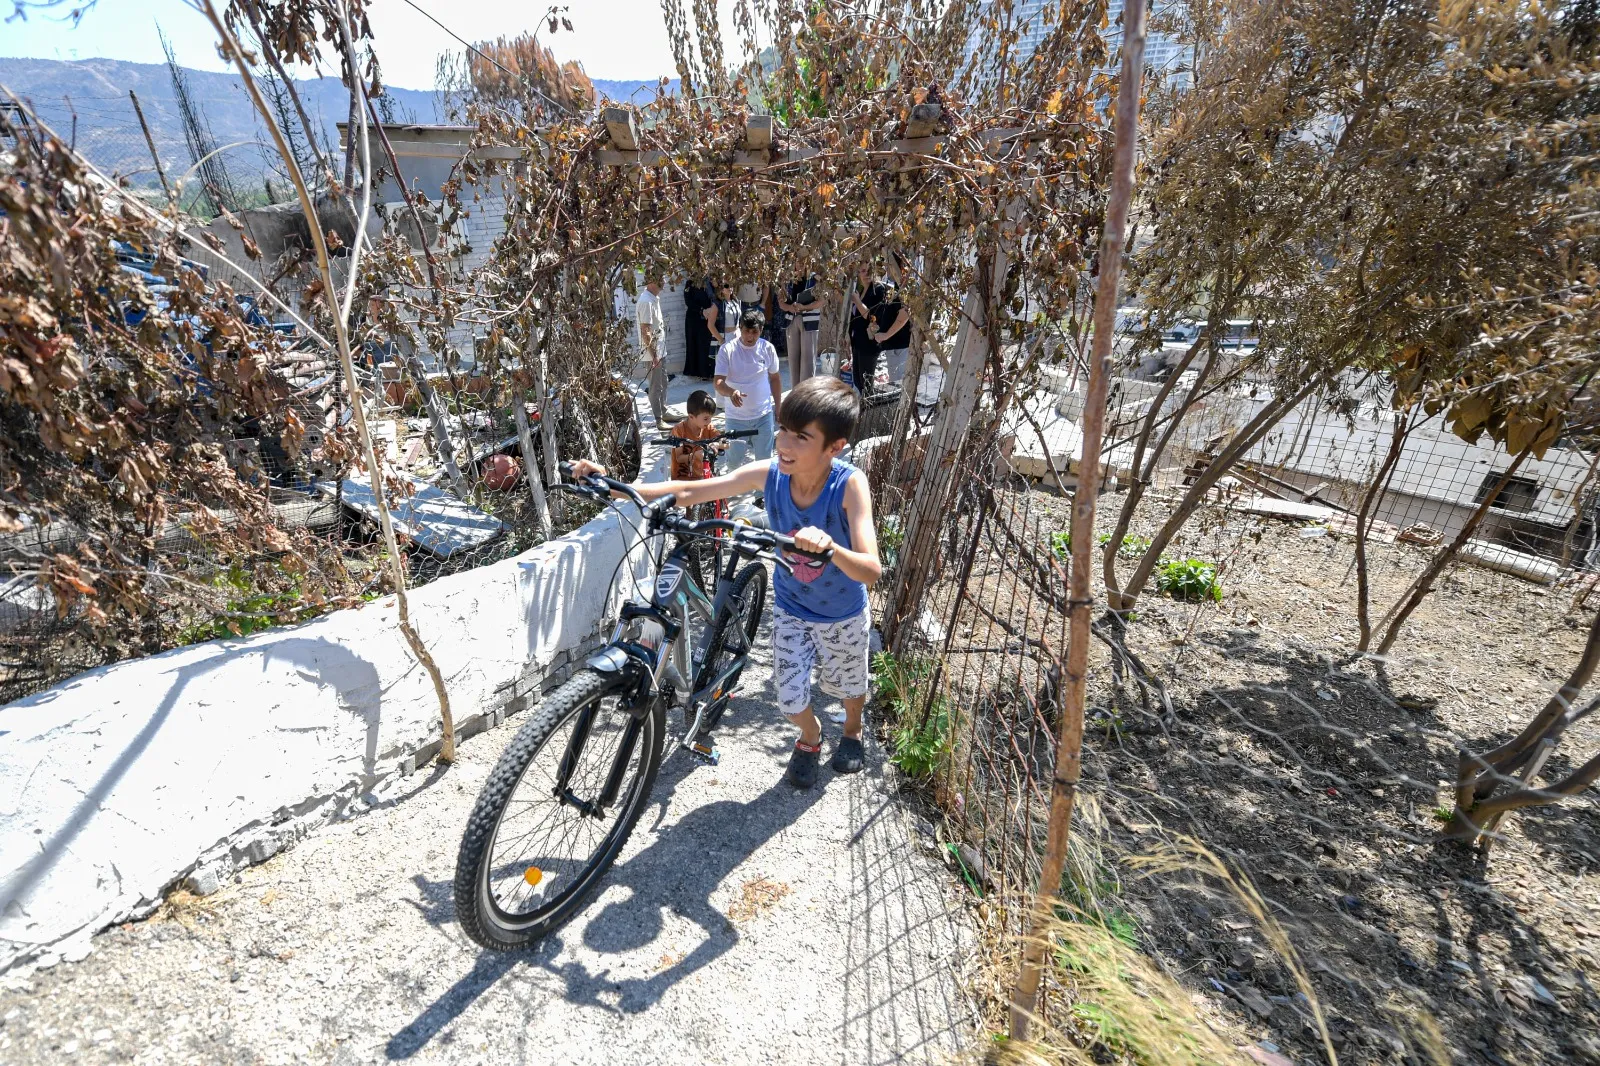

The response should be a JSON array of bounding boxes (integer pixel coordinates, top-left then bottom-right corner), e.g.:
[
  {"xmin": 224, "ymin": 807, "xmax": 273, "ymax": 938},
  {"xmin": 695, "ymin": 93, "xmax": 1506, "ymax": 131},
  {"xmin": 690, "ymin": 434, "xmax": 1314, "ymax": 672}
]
[{"xmin": 0, "ymin": 392, "xmax": 672, "ymax": 974}]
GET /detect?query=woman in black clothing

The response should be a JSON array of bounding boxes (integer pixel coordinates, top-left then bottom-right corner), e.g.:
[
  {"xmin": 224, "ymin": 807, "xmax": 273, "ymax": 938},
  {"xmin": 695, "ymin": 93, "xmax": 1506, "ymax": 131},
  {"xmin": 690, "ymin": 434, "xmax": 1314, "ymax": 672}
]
[
  {"xmin": 869, "ymin": 279, "xmax": 912, "ymax": 384},
  {"xmin": 848, "ymin": 261, "xmax": 886, "ymax": 394},
  {"xmin": 682, "ymin": 278, "xmax": 717, "ymax": 379}
]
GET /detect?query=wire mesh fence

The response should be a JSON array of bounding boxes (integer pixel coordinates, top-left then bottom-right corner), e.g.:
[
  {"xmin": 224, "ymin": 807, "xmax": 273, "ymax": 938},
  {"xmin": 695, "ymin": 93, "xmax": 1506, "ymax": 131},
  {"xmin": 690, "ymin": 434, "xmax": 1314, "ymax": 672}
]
[{"xmin": 862, "ymin": 379, "xmax": 1600, "ymax": 1062}]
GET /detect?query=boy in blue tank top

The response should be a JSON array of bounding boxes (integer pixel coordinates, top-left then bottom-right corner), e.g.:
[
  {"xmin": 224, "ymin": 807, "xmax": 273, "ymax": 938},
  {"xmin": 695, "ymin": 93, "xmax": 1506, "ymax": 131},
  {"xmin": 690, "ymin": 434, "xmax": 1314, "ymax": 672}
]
[{"xmin": 570, "ymin": 377, "xmax": 882, "ymax": 788}]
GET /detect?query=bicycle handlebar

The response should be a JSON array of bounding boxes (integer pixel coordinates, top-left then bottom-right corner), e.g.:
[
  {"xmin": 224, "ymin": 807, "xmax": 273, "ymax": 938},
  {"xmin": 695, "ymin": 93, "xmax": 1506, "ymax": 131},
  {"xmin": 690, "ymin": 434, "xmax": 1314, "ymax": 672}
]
[
  {"xmin": 664, "ymin": 514, "xmax": 833, "ymax": 562},
  {"xmin": 557, "ymin": 462, "xmax": 833, "ymax": 563},
  {"xmin": 652, "ymin": 429, "xmax": 758, "ymax": 447}
]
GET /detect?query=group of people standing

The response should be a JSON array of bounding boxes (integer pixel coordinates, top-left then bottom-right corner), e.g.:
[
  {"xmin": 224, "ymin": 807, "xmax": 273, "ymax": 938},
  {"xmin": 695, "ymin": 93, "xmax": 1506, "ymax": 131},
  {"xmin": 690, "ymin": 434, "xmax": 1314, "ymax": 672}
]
[{"xmin": 634, "ymin": 266, "xmax": 914, "ymax": 468}]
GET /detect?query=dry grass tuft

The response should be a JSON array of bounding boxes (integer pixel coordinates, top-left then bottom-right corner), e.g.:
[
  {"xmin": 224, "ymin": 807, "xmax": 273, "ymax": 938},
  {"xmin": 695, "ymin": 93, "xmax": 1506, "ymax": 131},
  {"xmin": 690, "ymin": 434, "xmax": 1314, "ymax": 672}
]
[{"xmin": 992, "ymin": 912, "xmax": 1251, "ymax": 1066}]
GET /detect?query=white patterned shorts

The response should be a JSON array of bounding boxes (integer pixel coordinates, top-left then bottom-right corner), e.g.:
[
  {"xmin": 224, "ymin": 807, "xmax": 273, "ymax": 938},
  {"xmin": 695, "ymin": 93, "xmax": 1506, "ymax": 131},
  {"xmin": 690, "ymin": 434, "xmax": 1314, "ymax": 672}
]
[{"xmin": 772, "ymin": 606, "xmax": 871, "ymax": 717}]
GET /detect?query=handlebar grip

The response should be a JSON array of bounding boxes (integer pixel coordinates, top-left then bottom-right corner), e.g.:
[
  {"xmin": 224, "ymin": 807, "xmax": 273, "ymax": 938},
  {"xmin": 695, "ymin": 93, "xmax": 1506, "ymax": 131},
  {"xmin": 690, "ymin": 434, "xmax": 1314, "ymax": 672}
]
[
  {"xmin": 724, "ymin": 429, "xmax": 759, "ymax": 440},
  {"xmin": 773, "ymin": 532, "xmax": 834, "ymax": 563},
  {"xmin": 558, "ymin": 460, "xmax": 576, "ymax": 479}
]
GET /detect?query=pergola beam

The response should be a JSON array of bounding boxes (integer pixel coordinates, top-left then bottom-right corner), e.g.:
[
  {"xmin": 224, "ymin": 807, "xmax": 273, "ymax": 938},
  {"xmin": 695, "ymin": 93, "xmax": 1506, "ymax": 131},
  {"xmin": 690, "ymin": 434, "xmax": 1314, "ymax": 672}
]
[{"xmin": 602, "ymin": 106, "xmax": 640, "ymax": 151}]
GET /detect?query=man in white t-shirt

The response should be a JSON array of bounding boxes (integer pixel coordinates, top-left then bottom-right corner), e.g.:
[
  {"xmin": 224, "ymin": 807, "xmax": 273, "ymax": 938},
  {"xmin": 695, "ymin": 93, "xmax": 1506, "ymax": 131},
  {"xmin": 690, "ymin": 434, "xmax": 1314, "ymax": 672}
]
[
  {"xmin": 635, "ymin": 276, "xmax": 667, "ymax": 423},
  {"xmin": 713, "ymin": 309, "xmax": 783, "ymax": 470}
]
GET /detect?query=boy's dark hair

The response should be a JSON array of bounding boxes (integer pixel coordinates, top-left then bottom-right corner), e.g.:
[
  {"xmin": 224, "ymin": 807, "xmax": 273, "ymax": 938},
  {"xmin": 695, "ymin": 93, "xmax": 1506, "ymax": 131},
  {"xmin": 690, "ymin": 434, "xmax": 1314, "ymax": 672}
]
[
  {"xmin": 686, "ymin": 389, "xmax": 718, "ymax": 417},
  {"xmin": 779, "ymin": 376, "xmax": 860, "ymax": 444},
  {"xmin": 738, "ymin": 309, "xmax": 765, "ymax": 331}
]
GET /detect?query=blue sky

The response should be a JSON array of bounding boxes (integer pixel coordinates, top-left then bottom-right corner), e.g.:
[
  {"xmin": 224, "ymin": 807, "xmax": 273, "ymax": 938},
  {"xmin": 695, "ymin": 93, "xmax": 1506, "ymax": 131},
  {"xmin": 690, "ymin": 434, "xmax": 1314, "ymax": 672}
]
[{"xmin": 1, "ymin": 0, "xmax": 718, "ymax": 88}]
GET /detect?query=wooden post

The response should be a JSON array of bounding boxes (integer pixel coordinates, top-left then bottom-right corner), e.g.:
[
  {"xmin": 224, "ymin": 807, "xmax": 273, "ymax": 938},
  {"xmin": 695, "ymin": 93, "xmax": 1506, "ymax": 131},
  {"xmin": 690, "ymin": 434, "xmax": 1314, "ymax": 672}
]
[
  {"xmin": 602, "ymin": 107, "xmax": 640, "ymax": 150},
  {"xmin": 512, "ymin": 372, "xmax": 553, "ymax": 540},
  {"xmin": 129, "ymin": 91, "xmax": 173, "ymax": 203},
  {"xmin": 884, "ymin": 253, "xmax": 1004, "ymax": 652},
  {"xmin": 1008, "ymin": 0, "xmax": 1148, "ymax": 1040}
]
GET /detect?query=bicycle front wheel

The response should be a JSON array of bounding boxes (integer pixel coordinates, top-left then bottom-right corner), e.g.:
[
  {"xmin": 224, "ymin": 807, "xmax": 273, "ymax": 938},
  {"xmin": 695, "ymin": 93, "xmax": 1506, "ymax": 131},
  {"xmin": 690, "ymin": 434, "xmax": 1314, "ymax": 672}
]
[{"xmin": 454, "ymin": 667, "xmax": 665, "ymax": 950}]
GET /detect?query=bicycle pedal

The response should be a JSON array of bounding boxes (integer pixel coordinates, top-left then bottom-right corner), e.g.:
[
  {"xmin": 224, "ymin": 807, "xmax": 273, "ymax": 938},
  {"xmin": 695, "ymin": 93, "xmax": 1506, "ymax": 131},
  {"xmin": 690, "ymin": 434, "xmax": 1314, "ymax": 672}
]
[{"xmin": 686, "ymin": 740, "xmax": 721, "ymax": 765}]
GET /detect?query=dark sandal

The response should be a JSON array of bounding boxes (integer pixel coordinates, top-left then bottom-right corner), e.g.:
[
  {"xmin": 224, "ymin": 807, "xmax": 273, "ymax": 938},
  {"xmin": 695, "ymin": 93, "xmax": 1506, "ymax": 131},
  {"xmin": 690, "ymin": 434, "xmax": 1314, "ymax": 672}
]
[
  {"xmin": 831, "ymin": 735, "xmax": 864, "ymax": 774},
  {"xmin": 787, "ymin": 738, "xmax": 822, "ymax": 788}
]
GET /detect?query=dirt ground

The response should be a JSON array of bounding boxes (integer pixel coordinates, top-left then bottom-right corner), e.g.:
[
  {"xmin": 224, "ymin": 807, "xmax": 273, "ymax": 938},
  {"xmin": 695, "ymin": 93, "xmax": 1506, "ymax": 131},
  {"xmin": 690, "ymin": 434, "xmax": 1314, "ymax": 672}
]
[{"xmin": 1047, "ymin": 490, "xmax": 1600, "ymax": 1065}]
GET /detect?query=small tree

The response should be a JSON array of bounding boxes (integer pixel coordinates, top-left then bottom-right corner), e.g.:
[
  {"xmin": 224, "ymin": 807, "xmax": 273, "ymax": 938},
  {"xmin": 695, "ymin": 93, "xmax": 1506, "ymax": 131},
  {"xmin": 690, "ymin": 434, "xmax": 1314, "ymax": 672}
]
[{"xmin": 1102, "ymin": 0, "xmax": 1600, "ymax": 623}]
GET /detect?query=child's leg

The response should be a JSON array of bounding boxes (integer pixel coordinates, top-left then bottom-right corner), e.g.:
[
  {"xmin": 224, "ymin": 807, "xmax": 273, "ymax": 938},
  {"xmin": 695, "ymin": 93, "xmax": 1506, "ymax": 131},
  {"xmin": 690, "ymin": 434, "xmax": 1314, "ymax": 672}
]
[
  {"xmin": 787, "ymin": 707, "xmax": 823, "ymax": 746},
  {"xmin": 814, "ymin": 610, "xmax": 871, "ymax": 768},
  {"xmin": 840, "ymin": 693, "xmax": 866, "ymax": 740},
  {"xmin": 774, "ymin": 608, "xmax": 824, "ymax": 786}
]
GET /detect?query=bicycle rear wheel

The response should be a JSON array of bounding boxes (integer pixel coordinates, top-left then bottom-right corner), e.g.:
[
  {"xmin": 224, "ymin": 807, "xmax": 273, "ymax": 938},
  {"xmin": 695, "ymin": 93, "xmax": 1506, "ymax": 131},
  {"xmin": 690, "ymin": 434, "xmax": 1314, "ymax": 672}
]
[
  {"xmin": 454, "ymin": 667, "xmax": 665, "ymax": 950},
  {"xmin": 678, "ymin": 502, "xmax": 723, "ymax": 590}
]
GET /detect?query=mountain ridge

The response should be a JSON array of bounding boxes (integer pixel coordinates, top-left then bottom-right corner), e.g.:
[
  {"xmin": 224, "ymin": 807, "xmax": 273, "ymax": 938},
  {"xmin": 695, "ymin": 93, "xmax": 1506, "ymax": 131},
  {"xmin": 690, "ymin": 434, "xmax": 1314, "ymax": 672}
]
[{"xmin": 0, "ymin": 56, "xmax": 673, "ymax": 196}]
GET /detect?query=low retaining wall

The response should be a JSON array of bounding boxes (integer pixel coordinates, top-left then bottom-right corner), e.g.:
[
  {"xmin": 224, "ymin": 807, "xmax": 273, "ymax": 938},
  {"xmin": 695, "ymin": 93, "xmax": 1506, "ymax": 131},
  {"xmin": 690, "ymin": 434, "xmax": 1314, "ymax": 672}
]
[{"xmin": 0, "ymin": 398, "xmax": 669, "ymax": 974}]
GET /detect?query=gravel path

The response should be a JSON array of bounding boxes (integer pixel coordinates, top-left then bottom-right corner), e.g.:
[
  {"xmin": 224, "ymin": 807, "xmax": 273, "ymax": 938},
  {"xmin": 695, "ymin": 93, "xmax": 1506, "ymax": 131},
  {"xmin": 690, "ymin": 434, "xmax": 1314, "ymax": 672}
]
[{"xmin": 0, "ymin": 613, "xmax": 978, "ymax": 1065}]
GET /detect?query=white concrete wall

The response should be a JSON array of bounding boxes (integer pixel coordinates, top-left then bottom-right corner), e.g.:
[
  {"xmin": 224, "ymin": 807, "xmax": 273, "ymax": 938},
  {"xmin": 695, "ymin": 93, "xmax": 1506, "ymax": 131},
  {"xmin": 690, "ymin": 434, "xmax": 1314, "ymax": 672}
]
[{"xmin": 0, "ymin": 400, "xmax": 670, "ymax": 974}]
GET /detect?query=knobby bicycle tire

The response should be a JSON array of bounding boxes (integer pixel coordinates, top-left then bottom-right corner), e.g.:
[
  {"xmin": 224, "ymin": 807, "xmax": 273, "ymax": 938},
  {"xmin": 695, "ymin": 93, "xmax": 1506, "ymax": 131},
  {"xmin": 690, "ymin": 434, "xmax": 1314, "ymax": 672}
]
[{"xmin": 453, "ymin": 667, "xmax": 665, "ymax": 950}]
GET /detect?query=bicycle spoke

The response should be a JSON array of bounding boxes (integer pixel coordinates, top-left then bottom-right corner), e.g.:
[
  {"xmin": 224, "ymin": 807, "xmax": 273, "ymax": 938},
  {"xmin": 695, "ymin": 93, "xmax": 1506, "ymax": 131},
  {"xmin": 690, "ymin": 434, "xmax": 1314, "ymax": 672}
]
[{"xmin": 484, "ymin": 691, "xmax": 650, "ymax": 921}]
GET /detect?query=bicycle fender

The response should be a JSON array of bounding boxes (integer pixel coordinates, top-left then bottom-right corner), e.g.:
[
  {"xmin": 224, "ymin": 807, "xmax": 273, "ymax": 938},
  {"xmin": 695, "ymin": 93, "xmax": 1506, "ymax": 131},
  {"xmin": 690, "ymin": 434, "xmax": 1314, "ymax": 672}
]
[
  {"xmin": 586, "ymin": 645, "xmax": 636, "ymax": 675},
  {"xmin": 586, "ymin": 645, "xmax": 657, "ymax": 717}
]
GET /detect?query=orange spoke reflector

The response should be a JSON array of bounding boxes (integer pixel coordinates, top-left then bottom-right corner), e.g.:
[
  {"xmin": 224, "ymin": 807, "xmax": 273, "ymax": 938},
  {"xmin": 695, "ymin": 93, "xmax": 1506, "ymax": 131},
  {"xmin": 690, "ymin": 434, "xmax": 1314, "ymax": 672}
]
[{"xmin": 523, "ymin": 867, "xmax": 544, "ymax": 887}]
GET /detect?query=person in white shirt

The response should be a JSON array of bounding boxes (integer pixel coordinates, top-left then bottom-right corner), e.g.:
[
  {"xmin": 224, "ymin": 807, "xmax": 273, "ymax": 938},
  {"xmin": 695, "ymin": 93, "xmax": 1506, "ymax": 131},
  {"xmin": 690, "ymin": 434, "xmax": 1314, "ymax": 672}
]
[
  {"xmin": 635, "ymin": 276, "xmax": 667, "ymax": 423},
  {"xmin": 714, "ymin": 309, "xmax": 783, "ymax": 470}
]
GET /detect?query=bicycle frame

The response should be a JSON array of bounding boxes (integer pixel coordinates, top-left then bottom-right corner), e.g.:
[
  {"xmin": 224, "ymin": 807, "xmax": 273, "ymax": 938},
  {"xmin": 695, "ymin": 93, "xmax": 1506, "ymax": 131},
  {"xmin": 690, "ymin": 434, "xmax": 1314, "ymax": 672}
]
[{"xmin": 545, "ymin": 465, "xmax": 822, "ymax": 806}]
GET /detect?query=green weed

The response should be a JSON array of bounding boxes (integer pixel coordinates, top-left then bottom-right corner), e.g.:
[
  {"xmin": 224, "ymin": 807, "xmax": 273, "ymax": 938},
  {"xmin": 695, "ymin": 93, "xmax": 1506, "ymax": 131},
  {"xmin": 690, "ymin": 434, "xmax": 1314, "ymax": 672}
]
[
  {"xmin": 892, "ymin": 699, "xmax": 951, "ymax": 778},
  {"xmin": 178, "ymin": 565, "xmax": 322, "ymax": 644},
  {"xmin": 873, "ymin": 651, "xmax": 952, "ymax": 779},
  {"xmin": 1048, "ymin": 530, "xmax": 1152, "ymax": 560},
  {"xmin": 1155, "ymin": 557, "xmax": 1223, "ymax": 602}
]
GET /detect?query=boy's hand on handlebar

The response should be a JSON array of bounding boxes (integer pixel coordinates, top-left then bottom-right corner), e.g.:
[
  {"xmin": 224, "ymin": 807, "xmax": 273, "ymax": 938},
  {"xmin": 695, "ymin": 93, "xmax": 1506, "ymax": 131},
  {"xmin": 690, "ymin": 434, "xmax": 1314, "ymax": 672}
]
[
  {"xmin": 568, "ymin": 459, "xmax": 608, "ymax": 481},
  {"xmin": 792, "ymin": 526, "xmax": 834, "ymax": 556}
]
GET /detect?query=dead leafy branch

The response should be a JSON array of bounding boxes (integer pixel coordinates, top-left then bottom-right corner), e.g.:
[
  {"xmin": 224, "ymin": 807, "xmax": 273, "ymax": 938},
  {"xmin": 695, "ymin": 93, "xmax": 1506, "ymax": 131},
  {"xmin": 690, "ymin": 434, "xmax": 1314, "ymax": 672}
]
[
  {"xmin": 200, "ymin": 0, "xmax": 456, "ymax": 758},
  {"xmin": 1100, "ymin": 0, "xmax": 1600, "ymax": 661}
]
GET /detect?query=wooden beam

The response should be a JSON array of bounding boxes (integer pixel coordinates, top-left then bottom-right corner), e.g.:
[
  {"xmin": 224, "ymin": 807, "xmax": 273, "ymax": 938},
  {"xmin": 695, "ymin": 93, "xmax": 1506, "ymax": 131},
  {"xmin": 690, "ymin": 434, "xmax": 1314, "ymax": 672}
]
[
  {"xmin": 602, "ymin": 107, "xmax": 640, "ymax": 151},
  {"xmin": 598, "ymin": 147, "xmax": 667, "ymax": 167},
  {"xmin": 743, "ymin": 114, "xmax": 774, "ymax": 150}
]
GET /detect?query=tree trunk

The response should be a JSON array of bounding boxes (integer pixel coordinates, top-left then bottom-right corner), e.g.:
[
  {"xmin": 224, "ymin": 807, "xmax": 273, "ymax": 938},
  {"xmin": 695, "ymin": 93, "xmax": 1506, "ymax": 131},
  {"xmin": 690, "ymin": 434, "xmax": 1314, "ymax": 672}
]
[
  {"xmin": 1445, "ymin": 607, "xmax": 1600, "ymax": 844},
  {"xmin": 398, "ymin": 347, "xmax": 471, "ymax": 499},
  {"xmin": 1115, "ymin": 371, "xmax": 1333, "ymax": 612},
  {"xmin": 1373, "ymin": 447, "xmax": 1533, "ymax": 655},
  {"xmin": 1102, "ymin": 333, "xmax": 1211, "ymax": 611},
  {"xmin": 1009, "ymin": 0, "xmax": 1148, "ymax": 1039},
  {"xmin": 883, "ymin": 248, "xmax": 1005, "ymax": 653},
  {"xmin": 535, "ymin": 340, "xmax": 562, "ymax": 525},
  {"xmin": 1355, "ymin": 408, "xmax": 1411, "ymax": 651},
  {"xmin": 200, "ymin": 0, "xmax": 455, "ymax": 762}
]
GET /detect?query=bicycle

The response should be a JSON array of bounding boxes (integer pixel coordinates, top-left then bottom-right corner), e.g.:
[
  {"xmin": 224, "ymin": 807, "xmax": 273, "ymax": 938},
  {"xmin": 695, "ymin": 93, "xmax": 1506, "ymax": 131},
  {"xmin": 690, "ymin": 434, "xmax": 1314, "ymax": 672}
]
[
  {"xmin": 657, "ymin": 427, "xmax": 759, "ymax": 587},
  {"xmin": 452, "ymin": 463, "xmax": 831, "ymax": 951}
]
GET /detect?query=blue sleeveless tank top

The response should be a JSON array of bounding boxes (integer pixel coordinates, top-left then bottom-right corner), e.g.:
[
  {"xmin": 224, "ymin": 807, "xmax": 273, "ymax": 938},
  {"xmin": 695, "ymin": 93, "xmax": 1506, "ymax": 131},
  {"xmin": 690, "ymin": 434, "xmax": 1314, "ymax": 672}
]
[{"xmin": 764, "ymin": 459, "xmax": 869, "ymax": 623}]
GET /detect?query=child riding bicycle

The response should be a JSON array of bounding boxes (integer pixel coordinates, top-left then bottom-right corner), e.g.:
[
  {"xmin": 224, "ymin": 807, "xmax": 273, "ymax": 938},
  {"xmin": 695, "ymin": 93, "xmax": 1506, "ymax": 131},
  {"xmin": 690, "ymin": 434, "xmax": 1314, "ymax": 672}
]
[
  {"xmin": 570, "ymin": 376, "xmax": 881, "ymax": 789},
  {"xmin": 669, "ymin": 390, "xmax": 727, "ymax": 481}
]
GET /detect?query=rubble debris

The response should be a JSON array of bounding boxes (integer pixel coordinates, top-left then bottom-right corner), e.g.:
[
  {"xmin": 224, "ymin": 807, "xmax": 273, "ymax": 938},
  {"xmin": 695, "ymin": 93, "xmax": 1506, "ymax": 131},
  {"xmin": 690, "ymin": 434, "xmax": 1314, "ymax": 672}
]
[
  {"xmin": 1397, "ymin": 524, "xmax": 1443, "ymax": 546},
  {"xmin": 1234, "ymin": 495, "xmax": 1335, "ymax": 522},
  {"xmin": 1459, "ymin": 539, "xmax": 1563, "ymax": 585},
  {"xmin": 320, "ymin": 475, "xmax": 505, "ymax": 558}
]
